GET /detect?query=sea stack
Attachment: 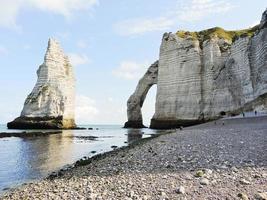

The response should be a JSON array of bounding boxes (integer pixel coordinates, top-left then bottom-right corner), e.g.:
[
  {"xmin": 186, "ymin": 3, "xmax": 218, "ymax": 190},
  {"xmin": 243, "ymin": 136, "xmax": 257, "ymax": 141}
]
[
  {"xmin": 125, "ymin": 9, "xmax": 267, "ymax": 129},
  {"xmin": 8, "ymin": 39, "xmax": 76, "ymax": 129}
]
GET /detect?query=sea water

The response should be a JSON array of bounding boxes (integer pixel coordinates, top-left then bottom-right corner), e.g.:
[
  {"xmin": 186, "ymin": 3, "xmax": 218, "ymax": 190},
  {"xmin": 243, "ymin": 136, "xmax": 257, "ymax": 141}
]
[{"xmin": 0, "ymin": 124, "xmax": 162, "ymax": 192}]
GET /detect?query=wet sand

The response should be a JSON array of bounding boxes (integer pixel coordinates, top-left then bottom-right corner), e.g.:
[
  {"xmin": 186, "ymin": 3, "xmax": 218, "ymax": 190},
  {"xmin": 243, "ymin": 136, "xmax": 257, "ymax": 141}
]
[{"xmin": 1, "ymin": 116, "xmax": 267, "ymax": 199}]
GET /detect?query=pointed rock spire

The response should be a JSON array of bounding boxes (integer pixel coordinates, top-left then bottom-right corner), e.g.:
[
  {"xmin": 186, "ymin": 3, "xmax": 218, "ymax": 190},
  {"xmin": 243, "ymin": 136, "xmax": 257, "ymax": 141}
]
[{"xmin": 8, "ymin": 39, "xmax": 76, "ymax": 129}]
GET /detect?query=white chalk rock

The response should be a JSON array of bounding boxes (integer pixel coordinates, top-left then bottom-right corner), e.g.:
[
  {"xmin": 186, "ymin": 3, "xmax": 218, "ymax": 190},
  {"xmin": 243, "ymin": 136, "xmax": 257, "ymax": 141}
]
[
  {"xmin": 124, "ymin": 61, "xmax": 158, "ymax": 128},
  {"xmin": 8, "ymin": 39, "xmax": 76, "ymax": 129},
  {"xmin": 125, "ymin": 9, "xmax": 267, "ymax": 129}
]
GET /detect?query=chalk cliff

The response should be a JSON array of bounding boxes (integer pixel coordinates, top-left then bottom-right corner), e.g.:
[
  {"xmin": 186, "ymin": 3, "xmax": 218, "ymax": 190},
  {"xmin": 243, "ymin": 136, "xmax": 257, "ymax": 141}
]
[
  {"xmin": 124, "ymin": 61, "xmax": 158, "ymax": 128},
  {"xmin": 126, "ymin": 9, "xmax": 267, "ymax": 129},
  {"xmin": 8, "ymin": 39, "xmax": 76, "ymax": 129}
]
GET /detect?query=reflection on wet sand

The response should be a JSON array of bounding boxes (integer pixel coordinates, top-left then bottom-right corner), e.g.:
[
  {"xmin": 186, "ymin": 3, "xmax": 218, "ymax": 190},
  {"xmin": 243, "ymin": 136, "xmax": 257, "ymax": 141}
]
[{"xmin": 127, "ymin": 129, "xmax": 144, "ymax": 144}]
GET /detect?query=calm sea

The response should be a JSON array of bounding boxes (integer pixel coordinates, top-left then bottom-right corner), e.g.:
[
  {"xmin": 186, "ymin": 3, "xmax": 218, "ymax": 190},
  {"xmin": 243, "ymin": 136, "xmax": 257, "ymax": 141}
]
[{"xmin": 0, "ymin": 124, "xmax": 163, "ymax": 192}]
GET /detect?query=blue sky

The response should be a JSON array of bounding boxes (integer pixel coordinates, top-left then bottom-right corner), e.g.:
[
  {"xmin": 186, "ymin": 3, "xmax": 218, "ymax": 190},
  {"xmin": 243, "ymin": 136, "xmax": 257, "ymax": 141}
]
[{"xmin": 0, "ymin": 0, "xmax": 266, "ymax": 125}]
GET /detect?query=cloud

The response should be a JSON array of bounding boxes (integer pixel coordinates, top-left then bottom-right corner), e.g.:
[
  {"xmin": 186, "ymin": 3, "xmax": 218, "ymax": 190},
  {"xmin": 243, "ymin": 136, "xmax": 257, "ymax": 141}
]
[
  {"xmin": 28, "ymin": 0, "xmax": 99, "ymax": 18},
  {"xmin": 114, "ymin": 17, "xmax": 174, "ymax": 36},
  {"xmin": 0, "ymin": 0, "xmax": 21, "ymax": 29},
  {"xmin": 177, "ymin": 0, "xmax": 235, "ymax": 22},
  {"xmin": 75, "ymin": 95, "xmax": 99, "ymax": 124},
  {"xmin": 0, "ymin": 0, "xmax": 99, "ymax": 29},
  {"xmin": 112, "ymin": 61, "xmax": 149, "ymax": 80},
  {"xmin": 68, "ymin": 53, "xmax": 91, "ymax": 66},
  {"xmin": 113, "ymin": 0, "xmax": 234, "ymax": 36}
]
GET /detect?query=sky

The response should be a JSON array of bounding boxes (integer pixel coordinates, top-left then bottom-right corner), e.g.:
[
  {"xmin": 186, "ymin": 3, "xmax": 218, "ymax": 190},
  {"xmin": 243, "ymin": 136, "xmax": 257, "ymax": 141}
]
[{"xmin": 0, "ymin": 0, "xmax": 266, "ymax": 126}]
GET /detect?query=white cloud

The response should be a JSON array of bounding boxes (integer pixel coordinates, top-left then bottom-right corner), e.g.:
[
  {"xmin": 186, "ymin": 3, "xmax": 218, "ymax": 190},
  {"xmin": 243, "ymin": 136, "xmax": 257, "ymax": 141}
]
[
  {"xmin": 113, "ymin": 0, "xmax": 234, "ymax": 36},
  {"xmin": 0, "ymin": 0, "xmax": 21, "ymax": 29},
  {"xmin": 177, "ymin": 0, "xmax": 235, "ymax": 22},
  {"xmin": 0, "ymin": 0, "xmax": 99, "ymax": 29},
  {"xmin": 28, "ymin": 0, "xmax": 98, "ymax": 18},
  {"xmin": 112, "ymin": 61, "xmax": 149, "ymax": 80},
  {"xmin": 114, "ymin": 17, "xmax": 174, "ymax": 36},
  {"xmin": 75, "ymin": 95, "xmax": 99, "ymax": 124},
  {"xmin": 68, "ymin": 53, "xmax": 91, "ymax": 66}
]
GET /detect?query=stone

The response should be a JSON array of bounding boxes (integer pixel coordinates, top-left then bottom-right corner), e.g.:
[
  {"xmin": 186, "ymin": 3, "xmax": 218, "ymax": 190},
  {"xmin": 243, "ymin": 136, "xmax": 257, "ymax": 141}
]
[
  {"xmin": 232, "ymin": 167, "xmax": 239, "ymax": 173},
  {"xmin": 126, "ymin": 9, "xmax": 267, "ymax": 129},
  {"xmin": 124, "ymin": 61, "xmax": 158, "ymax": 128},
  {"xmin": 195, "ymin": 170, "xmax": 204, "ymax": 177},
  {"xmin": 238, "ymin": 193, "xmax": 249, "ymax": 200},
  {"xmin": 239, "ymin": 179, "xmax": 250, "ymax": 185},
  {"xmin": 255, "ymin": 192, "xmax": 267, "ymax": 200},
  {"xmin": 204, "ymin": 169, "xmax": 213, "ymax": 175},
  {"xmin": 175, "ymin": 186, "xmax": 185, "ymax": 194},
  {"xmin": 7, "ymin": 39, "xmax": 76, "ymax": 129},
  {"xmin": 199, "ymin": 178, "xmax": 209, "ymax": 185}
]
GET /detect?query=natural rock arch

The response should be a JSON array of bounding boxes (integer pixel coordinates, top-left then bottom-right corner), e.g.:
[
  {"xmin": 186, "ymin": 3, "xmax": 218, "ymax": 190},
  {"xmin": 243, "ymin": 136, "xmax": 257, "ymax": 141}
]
[{"xmin": 124, "ymin": 61, "xmax": 158, "ymax": 128}]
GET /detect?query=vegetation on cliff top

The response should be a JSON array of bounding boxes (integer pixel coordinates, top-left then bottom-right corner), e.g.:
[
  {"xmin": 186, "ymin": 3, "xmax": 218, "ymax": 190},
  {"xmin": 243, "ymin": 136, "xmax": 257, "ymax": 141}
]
[{"xmin": 176, "ymin": 25, "xmax": 259, "ymax": 43}]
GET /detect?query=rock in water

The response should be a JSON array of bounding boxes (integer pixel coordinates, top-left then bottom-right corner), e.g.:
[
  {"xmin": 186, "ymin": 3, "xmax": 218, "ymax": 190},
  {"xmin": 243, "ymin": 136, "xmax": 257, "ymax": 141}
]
[
  {"xmin": 125, "ymin": 9, "xmax": 267, "ymax": 129},
  {"xmin": 8, "ymin": 39, "xmax": 76, "ymax": 129},
  {"xmin": 124, "ymin": 61, "xmax": 158, "ymax": 128}
]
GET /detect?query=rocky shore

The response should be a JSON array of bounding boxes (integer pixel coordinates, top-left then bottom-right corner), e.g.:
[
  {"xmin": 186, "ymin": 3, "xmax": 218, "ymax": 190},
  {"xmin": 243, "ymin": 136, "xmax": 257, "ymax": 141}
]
[
  {"xmin": 0, "ymin": 131, "xmax": 62, "ymax": 138},
  {"xmin": 1, "ymin": 116, "xmax": 267, "ymax": 200}
]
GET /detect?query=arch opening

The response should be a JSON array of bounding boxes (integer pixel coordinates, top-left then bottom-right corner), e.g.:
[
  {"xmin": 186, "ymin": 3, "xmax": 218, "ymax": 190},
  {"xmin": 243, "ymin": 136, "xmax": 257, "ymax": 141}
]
[{"xmin": 124, "ymin": 61, "xmax": 158, "ymax": 128}]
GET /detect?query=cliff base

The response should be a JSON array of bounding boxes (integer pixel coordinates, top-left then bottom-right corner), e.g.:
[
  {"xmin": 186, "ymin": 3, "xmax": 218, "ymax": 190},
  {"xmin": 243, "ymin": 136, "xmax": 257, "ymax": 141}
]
[
  {"xmin": 7, "ymin": 116, "xmax": 76, "ymax": 129},
  {"xmin": 150, "ymin": 119, "xmax": 207, "ymax": 129},
  {"xmin": 124, "ymin": 121, "xmax": 147, "ymax": 128}
]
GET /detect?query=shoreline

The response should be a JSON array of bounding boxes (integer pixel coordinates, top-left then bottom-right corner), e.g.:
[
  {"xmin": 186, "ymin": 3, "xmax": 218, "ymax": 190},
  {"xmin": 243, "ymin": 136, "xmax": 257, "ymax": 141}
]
[
  {"xmin": 47, "ymin": 131, "xmax": 172, "ymax": 180},
  {"xmin": 0, "ymin": 131, "xmax": 62, "ymax": 138},
  {"xmin": 0, "ymin": 130, "xmax": 169, "ymax": 194},
  {"xmin": 1, "ymin": 116, "xmax": 267, "ymax": 199}
]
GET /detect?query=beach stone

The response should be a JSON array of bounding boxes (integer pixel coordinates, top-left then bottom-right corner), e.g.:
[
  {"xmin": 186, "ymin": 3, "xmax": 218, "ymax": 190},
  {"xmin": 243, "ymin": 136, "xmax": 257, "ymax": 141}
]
[
  {"xmin": 240, "ymin": 179, "xmax": 251, "ymax": 185},
  {"xmin": 199, "ymin": 178, "xmax": 209, "ymax": 185},
  {"xmin": 195, "ymin": 170, "xmax": 204, "ymax": 177},
  {"xmin": 238, "ymin": 193, "xmax": 249, "ymax": 200},
  {"xmin": 159, "ymin": 191, "xmax": 168, "ymax": 200},
  {"xmin": 204, "ymin": 169, "xmax": 213, "ymax": 175},
  {"xmin": 175, "ymin": 186, "xmax": 185, "ymax": 194},
  {"xmin": 255, "ymin": 192, "xmax": 267, "ymax": 200}
]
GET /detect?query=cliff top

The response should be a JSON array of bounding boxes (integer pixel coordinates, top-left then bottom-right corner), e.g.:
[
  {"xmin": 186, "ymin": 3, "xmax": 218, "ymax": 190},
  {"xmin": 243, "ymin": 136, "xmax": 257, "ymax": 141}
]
[{"xmin": 176, "ymin": 26, "xmax": 259, "ymax": 44}]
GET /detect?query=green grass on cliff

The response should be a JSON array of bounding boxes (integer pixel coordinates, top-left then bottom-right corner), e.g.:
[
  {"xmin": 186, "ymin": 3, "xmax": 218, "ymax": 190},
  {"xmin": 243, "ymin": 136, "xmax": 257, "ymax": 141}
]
[{"xmin": 176, "ymin": 26, "xmax": 259, "ymax": 43}]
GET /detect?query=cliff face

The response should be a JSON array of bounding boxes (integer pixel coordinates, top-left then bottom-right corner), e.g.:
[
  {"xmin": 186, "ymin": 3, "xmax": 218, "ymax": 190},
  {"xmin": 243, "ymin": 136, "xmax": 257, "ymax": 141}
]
[
  {"xmin": 126, "ymin": 9, "xmax": 267, "ymax": 129},
  {"xmin": 8, "ymin": 39, "xmax": 76, "ymax": 129}
]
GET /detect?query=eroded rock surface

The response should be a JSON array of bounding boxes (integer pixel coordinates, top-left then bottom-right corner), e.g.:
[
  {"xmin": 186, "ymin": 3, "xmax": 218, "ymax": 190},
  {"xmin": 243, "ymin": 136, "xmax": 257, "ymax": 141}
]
[
  {"xmin": 151, "ymin": 16, "xmax": 267, "ymax": 129},
  {"xmin": 8, "ymin": 39, "xmax": 76, "ymax": 129},
  {"xmin": 124, "ymin": 61, "xmax": 158, "ymax": 128},
  {"xmin": 126, "ymin": 9, "xmax": 267, "ymax": 129}
]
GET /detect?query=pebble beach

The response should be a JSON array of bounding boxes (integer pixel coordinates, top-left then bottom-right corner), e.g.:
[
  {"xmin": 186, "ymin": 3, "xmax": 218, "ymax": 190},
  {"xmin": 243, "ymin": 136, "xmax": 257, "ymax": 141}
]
[{"xmin": 1, "ymin": 116, "xmax": 267, "ymax": 200}]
